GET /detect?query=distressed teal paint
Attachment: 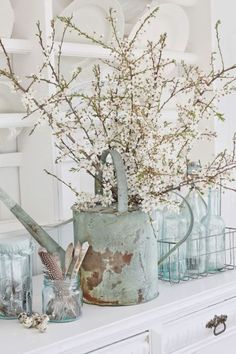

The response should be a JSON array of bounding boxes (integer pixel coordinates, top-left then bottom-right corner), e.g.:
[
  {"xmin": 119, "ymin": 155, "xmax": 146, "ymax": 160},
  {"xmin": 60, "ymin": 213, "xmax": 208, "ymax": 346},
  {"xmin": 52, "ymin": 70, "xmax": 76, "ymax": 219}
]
[
  {"xmin": 73, "ymin": 150, "xmax": 193, "ymax": 306},
  {"xmin": 73, "ymin": 206, "xmax": 159, "ymax": 305},
  {"xmin": 73, "ymin": 149, "xmax": 159, "ymax": 305}
]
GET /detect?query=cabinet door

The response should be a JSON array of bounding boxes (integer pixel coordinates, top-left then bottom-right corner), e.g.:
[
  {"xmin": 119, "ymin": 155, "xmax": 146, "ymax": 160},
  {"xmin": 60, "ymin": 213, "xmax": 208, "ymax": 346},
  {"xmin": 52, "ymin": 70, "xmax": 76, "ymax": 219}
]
[{"xmin": 89, "ymin": 332, "xmax": 150, "ymax": 354}]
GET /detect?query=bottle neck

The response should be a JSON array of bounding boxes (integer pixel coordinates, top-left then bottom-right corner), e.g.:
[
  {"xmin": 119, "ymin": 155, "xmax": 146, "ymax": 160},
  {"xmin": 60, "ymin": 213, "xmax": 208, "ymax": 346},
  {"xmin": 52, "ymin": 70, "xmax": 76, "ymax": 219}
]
[
  {"xmin": 187, "ymin": 186, "xmax": 207, "ymax": 221},
  {"xmin": 208, "ymin": 188, "xmax": 220, "ymax": 216}
]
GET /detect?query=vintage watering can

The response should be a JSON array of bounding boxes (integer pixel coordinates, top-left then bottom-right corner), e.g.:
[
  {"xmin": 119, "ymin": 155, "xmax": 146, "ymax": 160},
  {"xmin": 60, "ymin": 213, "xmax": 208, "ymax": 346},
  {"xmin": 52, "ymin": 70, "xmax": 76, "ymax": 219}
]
[
  {"xmin": 72, "ymin": 150, "xmax": 193, "ymax": 305},
  {"xmin": 0, "ymin": 150, "xmax": 193, "ymax": 306}
]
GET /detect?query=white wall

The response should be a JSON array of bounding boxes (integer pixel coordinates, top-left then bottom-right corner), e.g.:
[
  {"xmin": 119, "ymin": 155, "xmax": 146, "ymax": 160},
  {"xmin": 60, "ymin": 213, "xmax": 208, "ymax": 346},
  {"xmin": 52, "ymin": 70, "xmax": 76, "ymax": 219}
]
[{"xmin": 211, "ymin": 0, "xmax": 236, "ymax": 226}]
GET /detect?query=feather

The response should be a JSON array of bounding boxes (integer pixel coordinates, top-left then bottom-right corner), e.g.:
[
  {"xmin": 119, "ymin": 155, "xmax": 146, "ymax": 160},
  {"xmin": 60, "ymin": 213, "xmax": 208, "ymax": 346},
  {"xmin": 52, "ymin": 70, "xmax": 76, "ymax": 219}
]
[{"xmin": 38, "ymin": 248, "xmax": 63, "ymax": 280}]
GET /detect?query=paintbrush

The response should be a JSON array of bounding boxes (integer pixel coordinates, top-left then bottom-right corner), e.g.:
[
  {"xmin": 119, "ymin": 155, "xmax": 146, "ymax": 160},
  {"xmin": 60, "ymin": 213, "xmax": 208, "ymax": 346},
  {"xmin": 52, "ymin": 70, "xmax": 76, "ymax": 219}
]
[{"xmin": 71, "ymin": 242, "xmax": 89, "ymax": 280}]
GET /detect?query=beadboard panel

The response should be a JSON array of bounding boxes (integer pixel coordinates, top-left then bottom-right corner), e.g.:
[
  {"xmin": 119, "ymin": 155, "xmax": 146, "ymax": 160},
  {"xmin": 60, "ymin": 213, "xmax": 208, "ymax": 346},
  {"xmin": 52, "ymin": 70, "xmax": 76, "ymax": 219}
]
[
  {"xmin": 0, "ymin": 166, "xmax": 20, "ymax": 220},
  {"xmin": 0, "ymin": 133, "xmax": 20, "ymax": 221}
]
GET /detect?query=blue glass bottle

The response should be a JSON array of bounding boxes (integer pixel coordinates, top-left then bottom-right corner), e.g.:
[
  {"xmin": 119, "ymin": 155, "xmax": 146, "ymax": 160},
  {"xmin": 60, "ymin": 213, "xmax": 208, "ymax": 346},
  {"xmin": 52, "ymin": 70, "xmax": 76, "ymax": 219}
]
[{"xmin": 201, "ymin": 188, "xmax": 225, "ymax": 272}]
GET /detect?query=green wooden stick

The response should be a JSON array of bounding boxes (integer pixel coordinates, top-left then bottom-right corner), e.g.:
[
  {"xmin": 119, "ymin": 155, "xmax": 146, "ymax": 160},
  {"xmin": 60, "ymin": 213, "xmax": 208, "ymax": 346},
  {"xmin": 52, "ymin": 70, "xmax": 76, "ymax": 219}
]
[{"xmin": 0, "ymin": 187, "xmax": 65, "ymax": 265}]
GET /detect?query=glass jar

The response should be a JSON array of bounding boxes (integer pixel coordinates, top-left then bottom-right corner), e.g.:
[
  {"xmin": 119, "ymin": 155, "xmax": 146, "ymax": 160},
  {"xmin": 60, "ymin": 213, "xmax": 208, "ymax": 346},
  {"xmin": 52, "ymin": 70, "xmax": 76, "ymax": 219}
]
[
  {"xmin": 42, "ymin": 276, "xmax": 82, "ymax": 322},
  {"xmin": 0, "ymin": 235, "xmax": 33, "ymax": 319}
]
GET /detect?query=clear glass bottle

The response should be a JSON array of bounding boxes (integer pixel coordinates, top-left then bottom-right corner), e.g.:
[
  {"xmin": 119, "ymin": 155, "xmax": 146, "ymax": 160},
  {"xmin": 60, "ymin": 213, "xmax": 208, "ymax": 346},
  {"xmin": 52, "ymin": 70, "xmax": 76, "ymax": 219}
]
[
  {"xmin": 42, "ymin": 276, "xmax": 82, "ymax": 322},
  {"xmin": 0, "ymin": 236, "xmax": 33, "ymax": 319},
  {"xmin": 201, "ymin": 188, "xmax": 225, "ymax": 272},
  {"xmin": 160, "ymin": 204, "xmax": 189, "ymax": 282},
  {"xmin": 184, "ymin": 186, "xmax": 207, "ymax": 276}
]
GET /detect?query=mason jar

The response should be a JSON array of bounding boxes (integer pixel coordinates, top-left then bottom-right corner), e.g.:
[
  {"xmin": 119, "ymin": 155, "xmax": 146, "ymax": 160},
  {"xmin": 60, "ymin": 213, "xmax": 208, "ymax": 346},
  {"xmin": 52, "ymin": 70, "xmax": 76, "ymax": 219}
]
[
  {"xmin": 42, "ymin": 276, "xmax": 82, "ymax": 322},
  {"xmin": 0, "ymin": 235, "xmax": 34, "ymax": 319}
]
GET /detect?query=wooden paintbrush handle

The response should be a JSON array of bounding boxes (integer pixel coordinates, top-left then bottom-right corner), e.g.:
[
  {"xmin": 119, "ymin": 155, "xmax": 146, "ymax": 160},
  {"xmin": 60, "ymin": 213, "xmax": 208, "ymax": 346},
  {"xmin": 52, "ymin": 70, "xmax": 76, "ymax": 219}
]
[{"xmin": 71, "ymin": 242, "xmax": 89, "ymax": 278}]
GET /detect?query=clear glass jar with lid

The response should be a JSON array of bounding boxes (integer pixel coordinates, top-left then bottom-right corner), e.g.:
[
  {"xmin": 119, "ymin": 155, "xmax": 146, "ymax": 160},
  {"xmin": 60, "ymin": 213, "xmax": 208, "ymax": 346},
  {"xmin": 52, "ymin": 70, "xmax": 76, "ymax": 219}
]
[{"xmin": 0, "ymin": 235, "xmax": 34, "ymax": 319}]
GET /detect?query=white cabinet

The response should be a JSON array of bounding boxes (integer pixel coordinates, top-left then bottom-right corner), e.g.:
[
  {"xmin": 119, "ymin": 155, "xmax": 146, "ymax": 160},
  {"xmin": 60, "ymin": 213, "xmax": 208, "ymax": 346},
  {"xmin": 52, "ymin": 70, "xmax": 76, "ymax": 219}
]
[{"xmin": 1, "ymin": 271, "xmax": 236, "ymax": 354}]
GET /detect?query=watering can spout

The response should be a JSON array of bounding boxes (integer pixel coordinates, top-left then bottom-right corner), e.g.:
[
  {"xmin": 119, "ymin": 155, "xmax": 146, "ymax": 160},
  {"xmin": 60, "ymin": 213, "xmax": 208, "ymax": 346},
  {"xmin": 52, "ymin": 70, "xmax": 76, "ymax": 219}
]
[{"xmin": 0, "ymin": 187, "xmax": 65, "ymax": 264}]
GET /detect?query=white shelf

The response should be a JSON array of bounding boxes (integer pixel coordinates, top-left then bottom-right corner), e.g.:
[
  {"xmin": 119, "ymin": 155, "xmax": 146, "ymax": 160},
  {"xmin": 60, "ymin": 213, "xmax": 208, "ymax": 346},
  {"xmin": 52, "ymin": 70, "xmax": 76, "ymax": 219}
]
[
  {"xmin": 0, "ymin": 38, "xmax": 31, "ymax": 54},
  {"xmin": 0, "ymin": 152, "xmax": 23, "ymax": 167},
  {"xmin": 54, "ymin": 42, "xmax": 198, "ymax": 64},
  {"xmin": 0, "ymin": 113, "xmax": 35, "ymax": 128}
]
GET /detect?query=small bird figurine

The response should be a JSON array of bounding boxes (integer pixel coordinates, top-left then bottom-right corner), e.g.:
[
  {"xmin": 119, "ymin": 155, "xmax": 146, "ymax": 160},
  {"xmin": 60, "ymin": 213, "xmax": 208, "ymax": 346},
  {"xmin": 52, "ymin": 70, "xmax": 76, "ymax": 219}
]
[
  {"xmin": 23, "ymin": 316, "xmax": 33, "ymax": 328},
  {"xmin": 18, "ymin": 312, "xmax": 28, "ymax": 324},
  {"xmin": 18, "ymin": 312, "xmax": 50, "ymax": 332}
]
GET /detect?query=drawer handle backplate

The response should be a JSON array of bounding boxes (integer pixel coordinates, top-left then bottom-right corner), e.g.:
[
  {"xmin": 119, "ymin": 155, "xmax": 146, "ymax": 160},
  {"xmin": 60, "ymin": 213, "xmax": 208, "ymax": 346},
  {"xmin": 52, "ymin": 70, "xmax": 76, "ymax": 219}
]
[{"xmin": 206, "ymin": 315, "xmax": 227, "ymax": 336}]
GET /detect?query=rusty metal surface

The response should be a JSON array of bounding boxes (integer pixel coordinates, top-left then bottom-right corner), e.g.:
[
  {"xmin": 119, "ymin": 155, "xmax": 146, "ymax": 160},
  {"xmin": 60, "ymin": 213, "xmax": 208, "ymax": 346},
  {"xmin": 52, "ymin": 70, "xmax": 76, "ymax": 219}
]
[{"xmin": 73, "ymin": 208, "xmax": 159, "ymax": 306}]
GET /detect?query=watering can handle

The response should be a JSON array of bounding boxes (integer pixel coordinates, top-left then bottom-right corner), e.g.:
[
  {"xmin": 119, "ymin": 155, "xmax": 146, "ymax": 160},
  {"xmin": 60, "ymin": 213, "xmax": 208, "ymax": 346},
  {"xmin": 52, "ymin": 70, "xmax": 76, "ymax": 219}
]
[
  {"xmin": 95, "ymin": 149, "xmax": 128, "ymax": 213},
  {"xmin": 158, "ymin": 192, "xmax": 194, "ymax": 266}
]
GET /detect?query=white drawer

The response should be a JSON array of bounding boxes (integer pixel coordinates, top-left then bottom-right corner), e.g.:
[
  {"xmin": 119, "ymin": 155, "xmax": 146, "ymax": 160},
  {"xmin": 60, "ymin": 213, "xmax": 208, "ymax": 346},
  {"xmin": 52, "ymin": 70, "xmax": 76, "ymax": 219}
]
[
  {"xmin": 173, "ymin": 326, "xmax": 236, "ymax": 354},
  {"xmin": 86, "ymin": 332, "xmax": 150, "ymax": 354},
  {"xmin": 61, "ymin": 332, "xmax": 151, "ymax": 354},
  {"xmin": 162, "ymin": 296, "xmax": 236, "ymax": 353}
]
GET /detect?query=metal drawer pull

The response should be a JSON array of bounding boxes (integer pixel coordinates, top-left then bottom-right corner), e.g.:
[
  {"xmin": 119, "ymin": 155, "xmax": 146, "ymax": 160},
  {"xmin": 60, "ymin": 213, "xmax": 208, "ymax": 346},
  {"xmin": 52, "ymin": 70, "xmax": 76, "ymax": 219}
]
[{"xmin": 206, "ymin": 315, "xmax": 227, "ymax": 336}]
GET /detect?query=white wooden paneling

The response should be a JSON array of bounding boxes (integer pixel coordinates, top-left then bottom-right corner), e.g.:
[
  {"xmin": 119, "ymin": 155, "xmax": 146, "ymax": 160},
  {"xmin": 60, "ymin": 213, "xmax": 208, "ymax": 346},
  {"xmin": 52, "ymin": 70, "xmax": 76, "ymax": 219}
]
[
  {"xmin": 0, "ymin": 114, "xmax": 35, "ymax": 128},
  {"xmin": 17, "ymin": 126, "xmax": 58, "ymax": 222},
  {"xmin": 0, "ymin": 38, "xmax": 31, "ymax": 54},
  {"xmin": 183, "ymin": 0, "xmax": 215, "ymax": 164},
  {"xmin": 0, "ymin": 130, "xmax": 20, "ymax": 220},
  {"xmin": 59, "ymin": 161, "xmax": 94, "ymax": 220},
  {"xmin": 211, "ymin": 0, "xmax": 236, "ymax": 227},
  {"xmin": 0, "ymin": 152, "xmax": 23, "ymax": 167},
  {"xmin": 12, "ymin": 0, "xmax": 60, "ymax": 224},
  {"xmin": 0, "ymin": 167, "xmax": 20, "ymax": 220},
  {"xmin": 0, "ymin": 0, "xmax": 59, "ymax": 227}
]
